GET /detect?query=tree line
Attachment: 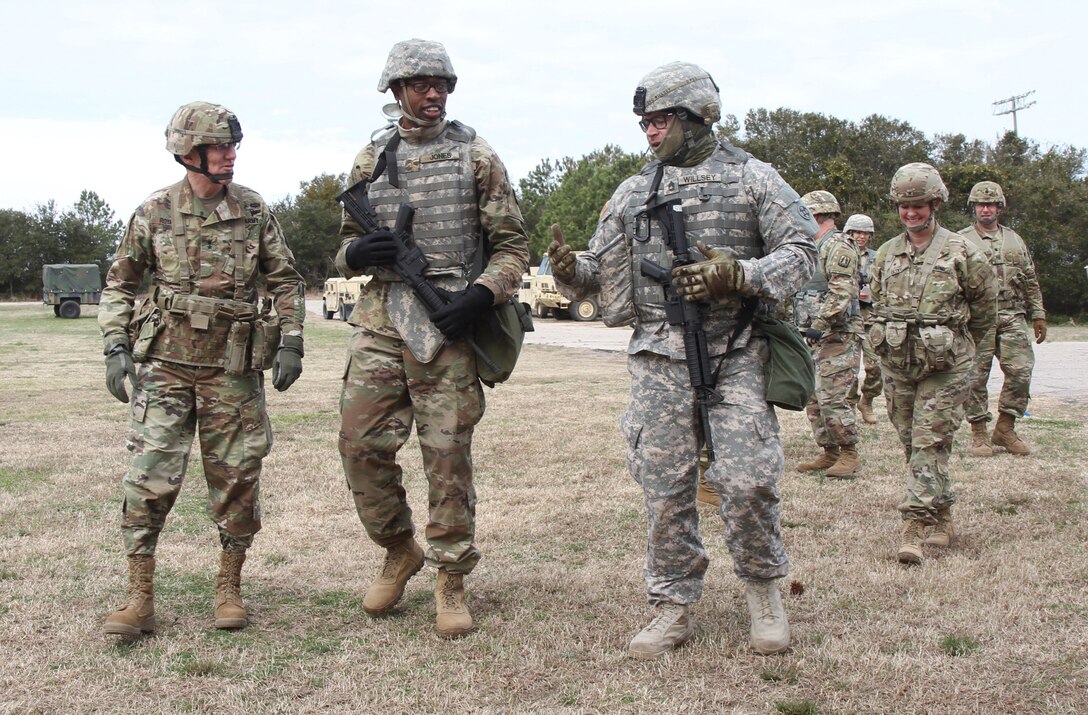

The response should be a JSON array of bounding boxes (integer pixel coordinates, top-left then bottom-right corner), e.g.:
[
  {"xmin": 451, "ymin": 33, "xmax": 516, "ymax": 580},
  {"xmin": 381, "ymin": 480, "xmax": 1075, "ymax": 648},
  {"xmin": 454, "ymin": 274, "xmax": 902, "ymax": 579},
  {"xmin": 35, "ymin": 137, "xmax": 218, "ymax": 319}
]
[{"xmin": 3, "ymin": 110, "xmax": 1085, "ymax": 315}]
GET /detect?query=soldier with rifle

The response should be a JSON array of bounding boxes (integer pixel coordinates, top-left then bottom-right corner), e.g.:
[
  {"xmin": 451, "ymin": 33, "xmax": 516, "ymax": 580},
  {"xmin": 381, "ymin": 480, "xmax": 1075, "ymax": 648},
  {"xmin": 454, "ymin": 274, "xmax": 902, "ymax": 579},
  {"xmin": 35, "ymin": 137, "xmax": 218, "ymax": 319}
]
[
  {"xmin": 334, "ymin": 39, "xmax": 529, "ymax": 639},
  {"xmin": 548, "ymin": 62, "xmax": 817, "ymax": 658}
]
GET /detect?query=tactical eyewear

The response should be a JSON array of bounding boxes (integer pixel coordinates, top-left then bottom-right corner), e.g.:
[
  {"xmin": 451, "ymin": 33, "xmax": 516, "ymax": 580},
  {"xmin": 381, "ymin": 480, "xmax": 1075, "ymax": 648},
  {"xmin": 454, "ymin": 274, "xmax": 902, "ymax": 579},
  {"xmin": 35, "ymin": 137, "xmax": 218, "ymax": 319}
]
[
  {"xmin": 638, "ymin": 113, "xmax": 675, "ymax": 132},
  {"xmin": 403, "ymin": 79, "xmax": 451, "ymax": 95}
]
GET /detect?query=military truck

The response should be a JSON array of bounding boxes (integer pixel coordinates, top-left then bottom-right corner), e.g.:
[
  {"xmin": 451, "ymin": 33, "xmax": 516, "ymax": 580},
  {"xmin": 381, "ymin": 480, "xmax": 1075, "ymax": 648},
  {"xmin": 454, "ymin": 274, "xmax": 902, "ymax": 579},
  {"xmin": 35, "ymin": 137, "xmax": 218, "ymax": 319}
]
[
  {"xmin": 523, "ymin": 253, "xmax": 599, "ymax": 321},
  {"xmin": 322, "ymin": 276, "xmax": 370, "ymax": 320},
  {"xmin": 42, "ymin": 263, "xmax": 102, "ymax": 319}
]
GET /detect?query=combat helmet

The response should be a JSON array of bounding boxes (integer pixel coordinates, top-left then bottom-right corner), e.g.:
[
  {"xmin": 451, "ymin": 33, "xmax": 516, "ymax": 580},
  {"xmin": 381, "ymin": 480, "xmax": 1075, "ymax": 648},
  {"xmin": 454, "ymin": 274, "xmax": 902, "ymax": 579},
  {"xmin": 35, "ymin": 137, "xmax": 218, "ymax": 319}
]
[
  {"xmin": 632, "ymin": 62, "xmax": 721, "ymax": 125},
  {"xmin": 378, "ymin": 39, "xmax": 457, "ymax": 93},
  {"xmin": 968, "ymin": 180, "xmax": 1006, "ymax": 207},
  {"xmin": 165, "ymin": 101, "xmax": 242, "ymax": 157},
  {"xmin": 844, "ymin": 214, "xmax": 874, "ymax": 233},
  {"xmin": 889, "ymin": 162, "xmax": 948, "ymax": 204},
  {"xmin": 801, "ymin": 190, "xmax": 841, "ymax": 216}
]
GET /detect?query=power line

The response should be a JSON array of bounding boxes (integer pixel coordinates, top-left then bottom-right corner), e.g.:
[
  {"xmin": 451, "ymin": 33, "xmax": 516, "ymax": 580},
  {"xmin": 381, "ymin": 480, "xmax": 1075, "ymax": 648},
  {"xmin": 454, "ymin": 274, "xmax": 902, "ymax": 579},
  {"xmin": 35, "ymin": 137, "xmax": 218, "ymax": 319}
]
[{"xmin": 992, "ymin": 91, "xmax": 1037, "ymax": 136}]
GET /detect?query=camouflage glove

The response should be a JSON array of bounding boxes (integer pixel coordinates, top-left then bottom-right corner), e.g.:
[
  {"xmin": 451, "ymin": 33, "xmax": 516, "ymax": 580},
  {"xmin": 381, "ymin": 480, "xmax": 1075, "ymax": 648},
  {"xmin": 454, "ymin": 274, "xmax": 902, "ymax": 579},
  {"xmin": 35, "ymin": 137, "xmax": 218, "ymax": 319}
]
[
  {"xmin": 429, "ymin": 284, "xmax": 494, "ymax": 341},
  {"xmin": 671, "ymin": 241, "xmax": 745, "ymax": 302},
  {"xmin": 105, "ymin": 342, "xmax": 136, "ymax": 403},
  {"xmin": 272, "ymin": 335, "xmax": 304, "ymax": 392},
  {"xmin": 1033, "ymin": 318, "xmax": 1047, "ymax": 344},
  {"xmin": 547, "ymin": 224, "xmax": 577, "ymax": 284},
  {"xmin": 345, "ymin": 229, "xmax": 398, "ymax": 269}
]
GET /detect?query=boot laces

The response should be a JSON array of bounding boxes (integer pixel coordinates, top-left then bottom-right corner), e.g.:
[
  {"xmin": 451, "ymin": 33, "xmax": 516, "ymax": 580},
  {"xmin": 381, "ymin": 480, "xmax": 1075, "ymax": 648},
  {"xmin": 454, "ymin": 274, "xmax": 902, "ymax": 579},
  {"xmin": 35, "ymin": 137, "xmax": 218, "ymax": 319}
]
[
  {"xmin": 754, "ymin": 588, "xmax": 778, "ymax": 623},
  {"xmin": 644, "ymin": 605, "xmax": 684, "ymax": 634},
  {"xmin": 380, "ymin": 547, "xmax": 408, "ymax": 579},
  {"xmin": 440, "ymin": 573, "xmax": 462, "ymax": 609}
]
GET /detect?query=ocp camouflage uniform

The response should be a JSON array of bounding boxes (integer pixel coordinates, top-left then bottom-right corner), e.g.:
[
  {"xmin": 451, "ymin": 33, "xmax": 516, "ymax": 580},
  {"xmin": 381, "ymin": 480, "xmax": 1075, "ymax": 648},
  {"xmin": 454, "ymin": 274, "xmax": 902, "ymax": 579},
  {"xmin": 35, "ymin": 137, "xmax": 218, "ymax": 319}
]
[
  {"xmin": 852, "ymin": 247, "xmax": 883, "ymax": 403},
  {"xmin": 99, "ymin": 179, "xmax": 305, "ymax": 555},
  {"xmin": 803, "ymin": 232, "xmax": 863, "ymax": 450},
  {"xmin": 335, "ymin": 119, "xmax": 529, "ymax": 573},
  {"xmin": 869, "ymin": 226, "xmax": 995, "ymax": 521},
  {"xmin": 958, "ymin": 223, "xmax": 1045, "ymax": 423},
  {"xmin": 557, "ymin": 140, "xmax": 817, "ymax": 604}
]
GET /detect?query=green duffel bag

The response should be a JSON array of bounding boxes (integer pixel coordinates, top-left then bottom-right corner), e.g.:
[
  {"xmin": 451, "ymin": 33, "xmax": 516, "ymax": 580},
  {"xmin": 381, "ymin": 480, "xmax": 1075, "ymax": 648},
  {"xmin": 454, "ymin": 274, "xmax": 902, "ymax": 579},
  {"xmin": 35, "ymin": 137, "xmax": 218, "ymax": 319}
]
[
  {"xmin": 473, "ymin": 299, "xmax": 534, "ymax": 387},
  {"xmin": 753, "ymin": 315, "xmax": 815, "ymax": 411}
]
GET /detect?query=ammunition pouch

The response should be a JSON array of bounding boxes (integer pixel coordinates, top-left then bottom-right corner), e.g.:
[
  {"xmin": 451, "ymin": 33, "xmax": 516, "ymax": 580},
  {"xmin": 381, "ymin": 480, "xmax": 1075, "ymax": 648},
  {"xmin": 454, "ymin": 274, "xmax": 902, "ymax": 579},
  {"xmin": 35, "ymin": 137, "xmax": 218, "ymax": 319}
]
[
  {"xmin": 917, "ymin": 324, "xmax": 955, "ymax": 373},
  {"xmin": 249, "ymin": 301, "xmax": 281, "ymax": 372},
  {"xmin": 128, "ymin": 299, "xmax": 164, "ymax": 363},
  {"xmin": 224, "ymin": 321, "xmax": 253, "ymax": 376}
]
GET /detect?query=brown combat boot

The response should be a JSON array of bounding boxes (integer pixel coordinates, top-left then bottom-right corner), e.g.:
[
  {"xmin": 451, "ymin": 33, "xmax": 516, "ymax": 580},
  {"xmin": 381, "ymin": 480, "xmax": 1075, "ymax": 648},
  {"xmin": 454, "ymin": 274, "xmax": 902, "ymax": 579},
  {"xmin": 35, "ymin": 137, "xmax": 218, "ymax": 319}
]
[
  {"xmin": 363, "ymin": 538, "xmax": 425, "ymax": 615},
  {"xmin": 897, "ymin": 520, "xmax": 926, "ymax": 565},
  {"xmin": 826, "ymin": 446, "xmax": 862, "ymax": 479},
  {"xmin": 858, "ymin": 396, "xmax": 878, "ymax": 425},
  {"xmin": 435, "ymin": 569, "xmax": 474, "ymax": 639},
  {"xmin": 992, "ymin": 413, "xmax": 1030, "ymax": 455},
  {"xmin": 103, "ymin": 555, "xmax": 156, "ymax": 636},
  {"xmin": 797, "ymin": 446, "xmax": 840, "ymax": 473},
  {"xmin": 967, "ymin": 420, "xmax": 994, "ymax": 457},
  {"xmin": 696, "ymin": 472, "xmax": 721, "ymax": 507},
  {"xmin": 924, "ymin": 508, "xmax": 954, "ymax": 547},
  {"xmin": 214, "ymin": 550, "xmax": 248, "ymax": 629}
]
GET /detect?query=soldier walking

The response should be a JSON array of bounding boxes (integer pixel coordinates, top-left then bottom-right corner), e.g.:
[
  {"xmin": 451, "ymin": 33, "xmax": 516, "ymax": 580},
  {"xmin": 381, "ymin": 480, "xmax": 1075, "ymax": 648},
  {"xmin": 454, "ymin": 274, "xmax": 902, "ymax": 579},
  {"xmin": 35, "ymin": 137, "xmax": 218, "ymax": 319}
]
[
  {"xmin": 99, "ymin": 102, "xmax": 306, "ymax": 636},
  {"xmin": 795, "ymin": 192, "xmax": 864, "ymax": 478},
  {"xmin": 549, "ymin": 62, "xmax": 816, "ymax": 657},
  {"xmin": 959, "ymin": 181, "xmax": 1046, "ymax": 456},
  {"xmin": 847, "ymin": 214, "xmax": 881, "ymax": 424},
  {"xmin": 869, "ymin": 164, "xmax": 995, "ymax": 565},
  {"xmin": 335, "ymin": 39, "xmax": 529, "ymax": 638}
]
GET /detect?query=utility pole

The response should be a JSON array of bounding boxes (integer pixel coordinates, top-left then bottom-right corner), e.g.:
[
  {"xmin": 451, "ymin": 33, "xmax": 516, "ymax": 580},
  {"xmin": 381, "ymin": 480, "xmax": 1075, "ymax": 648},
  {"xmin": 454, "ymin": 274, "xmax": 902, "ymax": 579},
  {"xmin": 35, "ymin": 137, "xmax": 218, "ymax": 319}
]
[{"xmin": 992, "ymin": 91, "xmax": 1036, "ymax": 136}]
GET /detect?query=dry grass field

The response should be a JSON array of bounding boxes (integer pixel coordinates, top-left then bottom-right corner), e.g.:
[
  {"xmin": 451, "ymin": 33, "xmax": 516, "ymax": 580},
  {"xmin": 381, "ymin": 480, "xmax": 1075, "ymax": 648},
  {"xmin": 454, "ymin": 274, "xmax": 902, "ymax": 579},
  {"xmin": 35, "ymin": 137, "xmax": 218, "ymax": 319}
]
[{"xmin": 0, "ymin": 302, "xmax": 1085, "ymax": 714}]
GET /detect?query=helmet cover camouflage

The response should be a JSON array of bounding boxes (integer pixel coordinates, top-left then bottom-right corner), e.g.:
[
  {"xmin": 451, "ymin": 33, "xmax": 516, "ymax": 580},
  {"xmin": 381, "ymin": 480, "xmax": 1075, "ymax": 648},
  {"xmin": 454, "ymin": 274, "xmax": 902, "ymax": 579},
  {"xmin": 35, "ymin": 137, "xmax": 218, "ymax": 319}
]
[
  {"xmin": 165, "ymin": 101, "xmax": 242, "ymax": 156},
  {"xmin": 889, "ymin": 162, "xmax": 948, "ymax": 204},
  {"xmin": 968, "ymin": 180, "xmax": 1006, "ymax": 207},
  {"xmin": 801, "ymin": 190, "xmax": 841, "ymax": 216},
  {"xmin": 843, "ymin": 214, "xmax": 875, "ymax": 233},
  {"xmin": 632, "ymin": 62, "xmax": 721, "ymax": 125},
  {"xmin": 378, "ymin": 39, "xmax": 458, "ymax": 93}
]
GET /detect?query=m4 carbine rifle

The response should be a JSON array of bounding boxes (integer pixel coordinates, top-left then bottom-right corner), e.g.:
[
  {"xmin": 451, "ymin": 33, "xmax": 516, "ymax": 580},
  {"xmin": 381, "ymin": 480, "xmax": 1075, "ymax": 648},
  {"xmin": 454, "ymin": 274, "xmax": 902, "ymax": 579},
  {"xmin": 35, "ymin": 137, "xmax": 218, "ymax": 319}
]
[
  {"xmin": 336, "ymin": 179, "xmax": 499, "ymax": 373},
  {"xmin": 639, "ymin": 198, "xmax": 724, "ymax": 462}
]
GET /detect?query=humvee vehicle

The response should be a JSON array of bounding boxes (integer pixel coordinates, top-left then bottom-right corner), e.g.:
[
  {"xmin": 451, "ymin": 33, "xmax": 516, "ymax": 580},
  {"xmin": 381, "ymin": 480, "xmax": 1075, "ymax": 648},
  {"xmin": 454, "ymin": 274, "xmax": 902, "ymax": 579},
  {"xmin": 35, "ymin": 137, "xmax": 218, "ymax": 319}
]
[
  {"xmin": 322, "ymin": 276, "xmax": 370, "ymax": 320},
  {"xmin": 42, "ymin": 263, "xmax": 102, "ymax": 319}
]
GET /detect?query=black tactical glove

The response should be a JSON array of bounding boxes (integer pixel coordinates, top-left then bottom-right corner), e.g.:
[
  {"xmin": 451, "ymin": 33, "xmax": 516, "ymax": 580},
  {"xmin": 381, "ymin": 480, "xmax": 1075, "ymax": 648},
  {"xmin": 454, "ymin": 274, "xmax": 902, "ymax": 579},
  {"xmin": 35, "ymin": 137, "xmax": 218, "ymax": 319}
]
[
  {"xmin": 429, "ymin": 284, "xmax": 494, "ymax": 341},
  {"xmin": 804, "ymin": 327, "xmax": 824, "ymax": 346},
  {"xmin": 105, "ymin": 342, "xmax": 136, "ymax": 403},
  {"xmin": 345, "ymin": 229, "xmax": 398, "ymax": 269},
  {"xmin": 272, "ymin": 335, "xmax": 304, "ymax": 392}
]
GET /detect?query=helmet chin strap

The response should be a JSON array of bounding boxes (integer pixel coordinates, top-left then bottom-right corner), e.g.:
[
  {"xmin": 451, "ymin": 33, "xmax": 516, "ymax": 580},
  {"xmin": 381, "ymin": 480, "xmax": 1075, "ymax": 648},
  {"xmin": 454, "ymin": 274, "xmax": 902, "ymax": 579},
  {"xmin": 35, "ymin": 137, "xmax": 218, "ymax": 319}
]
[
  {"xmin": 175, "ymin": 146, "xmax": 233, "ymax": 184},
  {"xmin": 397, "ymin": 88, "xmax": 445, "ymax": 128}
]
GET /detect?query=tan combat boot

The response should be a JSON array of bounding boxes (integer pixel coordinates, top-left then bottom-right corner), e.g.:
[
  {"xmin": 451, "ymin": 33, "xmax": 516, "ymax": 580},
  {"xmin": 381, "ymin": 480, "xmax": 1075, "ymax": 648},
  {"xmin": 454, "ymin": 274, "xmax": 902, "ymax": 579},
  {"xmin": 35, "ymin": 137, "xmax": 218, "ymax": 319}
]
[
  {"xmin": 858, "ymin": 396, "xmax": 878, "ymax": 425},
  {"xmin": 897, "ymin": 520, "xmax": 927, "ymax": 565},
  {"xmin": 628, "ymin": 603, "xmax": 694, "ymax": 659},
  {"xmin": 744, "ymin": 580, "xmax": 791, "ymax": 655},
  {"xmin": 363, "ymin": 538, "xmax": 425, "ymax": 615},
  {"xmin": 696, "ymin": 473, "xmax": 721, "ymax": 508},
  {"xmin": 992, "ymin": 413, "xmax": 1030, "ymax": 455},
  {"xmin": 826, "ymin": 446, "xmax": 862, "ymax": 479},
  {"xmin": 924, "ymin": 508, "xmax": 954, "ymax": 547},
  {"xmin": 967, "ymin": 420, "xmax": 994, "ymax": 457},
  {"xmin": 214, "ymin": 550, "xmax": 248, "ymax": 629},
  {"xmin": 797, "ymin": 446, "xmax": 840, "ymax": 473},
  {"xmin": 103, "ymin": 555, "xmax": 156, "ymax": 636},
  {"xmin": 435, "ymin": 569, "xmax": 474, "ymax": 639}
]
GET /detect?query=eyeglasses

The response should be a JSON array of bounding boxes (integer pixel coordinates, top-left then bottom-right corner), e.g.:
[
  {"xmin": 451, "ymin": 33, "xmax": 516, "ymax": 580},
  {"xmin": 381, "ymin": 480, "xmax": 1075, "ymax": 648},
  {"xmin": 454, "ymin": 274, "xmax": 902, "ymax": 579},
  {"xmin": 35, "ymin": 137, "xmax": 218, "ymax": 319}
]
[
  {"xmin": 207, "ymin": 142, "xmax": 239, "ymax": 153},
  {"xmin": 404, "ymin": 79, "xmax": 451, "ymax": 95},
  {"xmin": 638, "ymin": 113, "xmax": 674, "ymax": 131}
]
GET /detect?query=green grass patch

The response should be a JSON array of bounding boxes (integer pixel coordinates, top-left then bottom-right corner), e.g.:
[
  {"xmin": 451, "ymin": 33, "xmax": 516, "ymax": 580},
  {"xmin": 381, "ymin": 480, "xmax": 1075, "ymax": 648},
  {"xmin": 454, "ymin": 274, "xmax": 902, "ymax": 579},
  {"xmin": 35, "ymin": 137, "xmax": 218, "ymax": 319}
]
[
  {"xmin": 169, "ymin": 651, "xmax": 227, "ymax": 678},
  {"xmin": 0, "ymin": 467, "xmax": 49, "ymax": 493},
  {"xmin": 939, "ymin": 634, "xmax": 980, "ymax": 656},
  {"xmin": 760, "ymin": 664, "xmax": 800, "ymax": 684},
  {"xmin": 776, "ymin": 699, "xmax": 819, "ymax": 715}
]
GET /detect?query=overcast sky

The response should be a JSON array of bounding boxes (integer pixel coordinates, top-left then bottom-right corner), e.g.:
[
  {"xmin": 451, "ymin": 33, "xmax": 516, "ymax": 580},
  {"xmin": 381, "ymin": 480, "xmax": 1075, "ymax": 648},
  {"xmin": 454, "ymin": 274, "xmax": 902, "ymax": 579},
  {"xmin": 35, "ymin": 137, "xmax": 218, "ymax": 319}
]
[{"xmin": 2, "ymin": 0, "xmax": 1082, "ymax": 222}]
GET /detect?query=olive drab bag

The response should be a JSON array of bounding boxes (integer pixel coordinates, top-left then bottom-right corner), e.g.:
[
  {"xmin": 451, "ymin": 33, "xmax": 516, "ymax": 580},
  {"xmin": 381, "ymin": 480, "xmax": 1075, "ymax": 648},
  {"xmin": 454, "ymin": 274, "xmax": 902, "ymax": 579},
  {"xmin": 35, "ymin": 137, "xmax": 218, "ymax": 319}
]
[
  {"xmin": 472, "ymin": 298, "xmax": 534, "ymax": 387},
  {"xmin": 753, "ymin": 315, "xmax": 815, "ymax": 411}
]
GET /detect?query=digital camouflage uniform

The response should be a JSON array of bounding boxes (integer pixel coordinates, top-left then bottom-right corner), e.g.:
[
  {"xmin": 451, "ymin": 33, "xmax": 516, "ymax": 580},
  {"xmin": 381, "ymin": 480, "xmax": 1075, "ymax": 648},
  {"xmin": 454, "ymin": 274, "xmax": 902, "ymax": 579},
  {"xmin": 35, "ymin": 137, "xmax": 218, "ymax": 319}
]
[
  {"xmin": 958, "ymin": 223, "xmax": 1045, "ymax": 422},
  {"xmin": 335, "ymin": 119, "xmax": 529, "ymax": 574},
  {"xmin": 803, "ymin": 231, "xmax": 863, "ymax": 450},
  {"xmin": 557, "ymin": 140, "xmax": 817, "ymax": 605},
  {"xmin": 869, "ymin": 226, "xmax": 995, "ymax": 521},
  {"xmin": 99, "ymin": 179, "xmax": 305, "ymax": 555}
]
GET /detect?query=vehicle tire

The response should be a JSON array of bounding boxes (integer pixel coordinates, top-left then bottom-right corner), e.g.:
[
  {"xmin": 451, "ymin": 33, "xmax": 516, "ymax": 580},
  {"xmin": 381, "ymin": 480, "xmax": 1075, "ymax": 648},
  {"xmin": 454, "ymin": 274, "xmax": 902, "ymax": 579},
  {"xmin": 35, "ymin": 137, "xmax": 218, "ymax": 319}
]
[
  {"xmin": 323, "ymin": 301, "xmax": 335, "ymax": 320},
  {"xmin": 533, "ymin": 302, "xmax": 549, "ymax": 320},
  {"xmin": 570, "ymin": 297, "xmax": 599, "ymax": 322},
  {"xmin": 59, "ymin": 300, "xmax": 81, "ymax": 319},
  {"xmin": 340, "ymin": 303, "xmax": 352, "ymax": 321}
]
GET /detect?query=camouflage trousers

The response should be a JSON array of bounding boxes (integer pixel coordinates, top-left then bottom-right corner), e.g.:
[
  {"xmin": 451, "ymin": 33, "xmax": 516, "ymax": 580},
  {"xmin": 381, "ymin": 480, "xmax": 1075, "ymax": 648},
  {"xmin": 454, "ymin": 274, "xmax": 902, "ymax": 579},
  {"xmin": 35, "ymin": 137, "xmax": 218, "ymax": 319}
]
[
  {"xmin": 121, "ymin": 360, "xmax": 270, "ymax": 556},
  {"xmin": 965, "ymin": 311, "xmax": 1035, "ymax": 423},
  {"xmin": 882, "ymin": 354, "xmax": 972, "ymax": 523},
  {"xmin": 849, "ymin": 320, "xmax": 883, "ymax": 404},
  {"xmin": 805, "ymin": 331, "xmax": 861, "ymax": 448},
  {"xmin": 622, "ymin": 338, "xmax": 789, "ymax": 606},
  {"xmin": 339, "ymin": 328, "xmax": 485, "ymax": 574}
]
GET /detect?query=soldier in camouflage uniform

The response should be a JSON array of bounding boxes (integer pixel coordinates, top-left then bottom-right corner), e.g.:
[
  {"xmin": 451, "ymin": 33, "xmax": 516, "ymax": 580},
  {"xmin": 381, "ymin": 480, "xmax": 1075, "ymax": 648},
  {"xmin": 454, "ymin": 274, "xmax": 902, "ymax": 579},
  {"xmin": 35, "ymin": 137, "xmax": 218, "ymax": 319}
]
[
  {"xmin": 959, "ymin": 181, "xmax": 1046, "ymax": 457},
  {"xmin": 795, "ymin": 192, "xmax": 864, "ymax": 478},
  {"xmin": 335, "ymin": 40, "xmax": 529, "ymax": 639},
  {"xmin": 98, "ymin": 101, "xmax": 306, "ymax": 636},
  {"xmin": 869, "ymin": 163, "xmax": 995, "ymax": 565},
  {"xmin": 846, "ymin": 215, "xmax": 882, "ymax": 424},
  {"xmin": 549, "ymin": 62, "xmax": 817, "ymax": 658}
]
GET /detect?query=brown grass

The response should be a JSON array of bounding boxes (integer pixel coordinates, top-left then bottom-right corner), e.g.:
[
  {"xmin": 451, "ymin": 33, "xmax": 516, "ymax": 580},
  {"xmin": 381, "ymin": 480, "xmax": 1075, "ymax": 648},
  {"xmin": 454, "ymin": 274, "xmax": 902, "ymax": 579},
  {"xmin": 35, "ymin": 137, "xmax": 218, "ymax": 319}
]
[{"xmin": 0, "ymin": 302, "xmax": 1086, "ymax": 714}]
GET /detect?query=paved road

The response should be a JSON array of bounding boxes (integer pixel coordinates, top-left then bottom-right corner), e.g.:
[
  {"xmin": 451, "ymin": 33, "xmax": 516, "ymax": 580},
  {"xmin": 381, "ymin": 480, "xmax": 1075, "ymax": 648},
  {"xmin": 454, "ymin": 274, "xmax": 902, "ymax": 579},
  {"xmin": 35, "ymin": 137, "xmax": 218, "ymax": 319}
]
[{"xmin": 306, "ymin": 300, "xmax": 1087, "ymax": 397}]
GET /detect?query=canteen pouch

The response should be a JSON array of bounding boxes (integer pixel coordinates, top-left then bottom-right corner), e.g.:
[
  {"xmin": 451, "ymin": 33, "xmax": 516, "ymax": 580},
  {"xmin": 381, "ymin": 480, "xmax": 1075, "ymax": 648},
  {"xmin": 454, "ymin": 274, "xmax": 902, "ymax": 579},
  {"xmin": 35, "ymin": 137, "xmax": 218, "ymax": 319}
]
[
  {"xmin": 917, "ymin": 324, "xmax": 954, "ymax": 372},
  {"xmin": 225, "ymin": 321, "xmax": 253, "ymax": 376},
  {"xmin": 872, "ymin": 320, "xmax": 910, "ymax": 371}
]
